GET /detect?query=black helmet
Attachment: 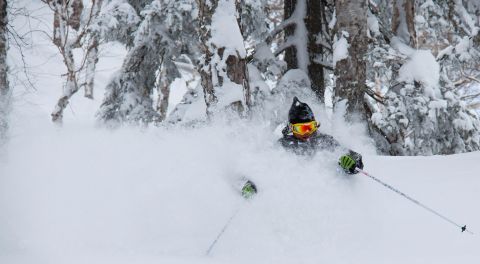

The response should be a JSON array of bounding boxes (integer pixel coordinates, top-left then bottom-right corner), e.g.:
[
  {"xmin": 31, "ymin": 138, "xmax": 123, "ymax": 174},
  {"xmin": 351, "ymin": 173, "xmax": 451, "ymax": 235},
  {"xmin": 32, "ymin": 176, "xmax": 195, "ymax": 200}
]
[{"xmin": 288, "ymin": 97, "xmax": 315, "ymax": 123}]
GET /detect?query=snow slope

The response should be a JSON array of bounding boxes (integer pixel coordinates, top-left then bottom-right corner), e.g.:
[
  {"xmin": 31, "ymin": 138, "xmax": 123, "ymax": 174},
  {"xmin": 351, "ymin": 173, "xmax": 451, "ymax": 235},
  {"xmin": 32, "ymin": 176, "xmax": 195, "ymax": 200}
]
[
  {"xmin": 1, "ymin": 1, "xmax": 480, "ymax": 264},
  {"xmin": 0, "ymin": 121, "xmax": 479, "ymax": 264}
]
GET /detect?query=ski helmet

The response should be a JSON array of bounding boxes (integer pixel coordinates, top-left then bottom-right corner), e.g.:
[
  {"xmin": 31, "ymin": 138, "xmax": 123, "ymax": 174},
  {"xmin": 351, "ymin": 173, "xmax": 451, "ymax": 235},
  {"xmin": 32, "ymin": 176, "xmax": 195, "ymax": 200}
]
[{"xmin": 288, "ymin": 97, "xmax": 315, "ymax": 123}]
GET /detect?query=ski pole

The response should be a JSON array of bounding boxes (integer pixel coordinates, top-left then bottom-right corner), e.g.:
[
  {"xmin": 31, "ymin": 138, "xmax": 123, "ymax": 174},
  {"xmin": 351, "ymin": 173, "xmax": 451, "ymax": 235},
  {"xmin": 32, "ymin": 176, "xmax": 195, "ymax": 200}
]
[
  {"xmin": 356, "ymin": 168, "xmax": 473, "ymax": 235},
  {"xmin": 206, "ymin": 206, "xmax": 241, "ymax": 256},
  {"xmin": 206, "ymin": 180, "xmax": 257, "ymax": 255}
]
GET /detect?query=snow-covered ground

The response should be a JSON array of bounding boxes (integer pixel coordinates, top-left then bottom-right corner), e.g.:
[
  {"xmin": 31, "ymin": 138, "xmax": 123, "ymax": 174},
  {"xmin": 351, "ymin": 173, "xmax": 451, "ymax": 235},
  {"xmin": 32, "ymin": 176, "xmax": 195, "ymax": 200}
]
[
  {"xmin": 1, "ymin": 2, "xmax": 479, "ymax": 264},
  {"xmin": 1, "ymin": 120, "xmax": 480, "ymax": 264}
]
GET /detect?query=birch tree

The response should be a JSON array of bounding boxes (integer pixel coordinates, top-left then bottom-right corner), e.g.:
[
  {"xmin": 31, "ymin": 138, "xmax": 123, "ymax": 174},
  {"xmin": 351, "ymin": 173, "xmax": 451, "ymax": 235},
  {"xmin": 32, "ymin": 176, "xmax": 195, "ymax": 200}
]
[{"xmin": 43, "ymin": 0, "xmax": 104, "ymax": 123}]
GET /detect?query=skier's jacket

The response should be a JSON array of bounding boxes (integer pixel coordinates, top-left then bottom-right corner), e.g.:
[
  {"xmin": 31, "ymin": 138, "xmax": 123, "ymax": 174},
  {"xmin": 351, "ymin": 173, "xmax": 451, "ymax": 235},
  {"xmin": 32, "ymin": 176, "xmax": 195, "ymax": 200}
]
[{"xmin": 278, "ymin": 128, "xmax": 364, "ymax": 171}]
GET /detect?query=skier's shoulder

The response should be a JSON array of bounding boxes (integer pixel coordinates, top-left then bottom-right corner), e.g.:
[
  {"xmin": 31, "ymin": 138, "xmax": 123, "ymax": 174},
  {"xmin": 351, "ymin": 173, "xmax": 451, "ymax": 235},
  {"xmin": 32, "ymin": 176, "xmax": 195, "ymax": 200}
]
[
  {"xmin": 278, "ymin": 134, "xmax": 298, "ymax": 147},
  {"xmin": 313, "ymin": 132, "xmax": 341, "ymax": 150}
]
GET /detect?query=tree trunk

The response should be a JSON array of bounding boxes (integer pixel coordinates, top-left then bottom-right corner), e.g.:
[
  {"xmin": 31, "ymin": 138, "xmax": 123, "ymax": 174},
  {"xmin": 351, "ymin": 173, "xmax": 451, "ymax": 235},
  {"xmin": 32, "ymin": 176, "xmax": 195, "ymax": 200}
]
[
  {"xmin": 284, "ymin": 0, "xmax": 298, "ymax": 69},
  {"xmin": 84, "ymin": 37, "xmax": 98, "ymax": 99},
  {"xmin": 98, "ymin": 1, "xmax": 168, "ymax": 124},
  {"xmin": 98, "ymin": 37, "xmax": 163, "ymax": 124},
  {"xmin": 234, "ymin": 0, "xmax": 252, "ymax": 109},
  {"xmin": 0, "ymin": 0, "xmax": 7, "ymax": 98},
  {"xmin": 198, "ymin": 0, "xmax": 219, "ymax": 116},
  {"xmin": 68, "ymin": 0, "xmax": 83, "ymax": 30},
  {"xmin": 84, "ymin": 0, "xmax": 103, "ymax": 99},
  {"xmin": 334, "ymin": 0, "xmax": 368, "ymax": 119},
  {"xmin": 156, "ymin": 58, "xmax": 180, "ymax": 121},
  {"xmin": 198, "ymin": 0, "xmax": 250, "ymax": 117},
  {"xmin": 0, "ymin": 0, "xmax": 8, "ymax": 140},
  {"xmin": 392, "ymin": 0, "xmax": 416, "ymax": 47},
  {"xmin": 50, "ymin": 0, "xmax": 79, "ymax": 123},
  {"xmin": 284, "ymin": 0, "xmax": 326, "ymax": 102},
  {"xmin": 306, "ymin": 0, "xmax": 325, "ymax": 101}
]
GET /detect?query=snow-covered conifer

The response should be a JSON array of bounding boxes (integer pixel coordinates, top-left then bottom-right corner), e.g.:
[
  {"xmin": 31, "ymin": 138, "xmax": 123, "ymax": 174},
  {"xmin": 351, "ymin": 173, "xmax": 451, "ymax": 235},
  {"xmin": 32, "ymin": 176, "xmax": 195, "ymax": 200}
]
[
  {"xmin": 366, "ymin": 0, "xmax": 480, "ymax": 155},
  {"xmin": 98, "ymin": 0, "xmax": 198, "ymax": 124}
]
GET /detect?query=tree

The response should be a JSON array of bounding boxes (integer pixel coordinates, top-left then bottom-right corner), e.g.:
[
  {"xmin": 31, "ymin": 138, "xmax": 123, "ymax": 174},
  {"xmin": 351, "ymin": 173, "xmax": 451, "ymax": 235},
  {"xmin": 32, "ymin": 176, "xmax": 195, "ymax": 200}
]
[
  {"xmin": 197, "ymin": 0, "xmax": 250, "ymax": 117},
  {"xmin": 98, "ymin": 1, "xmax": 168, "ymax": 124},
  {"xmin": 392, "ymin": 0, "xmax": 416, "ymax": 47},
  {"xmin": 43, "ymin": 0, "xmax": 106, "ymax": 123},
  {"xmin": 365, "ymin": 0, "xmax": 480, "ymax": 155},
  {"xmin": 0, "ymin": 0, "xmax": 8, "ymax": 141},
  {"xmin": 334, "ymin": 0, "xmax": 368, "ymax": 120},
  {"xmin": 282, "ymin": 0, "xmax": 331, "ymax": 101},
  {"xmin": 98, "ymin": 0, "xmax": 198, "ymax": 124}
]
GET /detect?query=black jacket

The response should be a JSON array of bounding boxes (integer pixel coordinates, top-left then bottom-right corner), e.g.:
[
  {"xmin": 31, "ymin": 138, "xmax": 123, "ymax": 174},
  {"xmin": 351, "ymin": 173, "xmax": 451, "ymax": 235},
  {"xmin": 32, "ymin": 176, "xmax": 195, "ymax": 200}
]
[{"xmin": 278, "ymin": 130, "xmax": 364, "ymax": 172}]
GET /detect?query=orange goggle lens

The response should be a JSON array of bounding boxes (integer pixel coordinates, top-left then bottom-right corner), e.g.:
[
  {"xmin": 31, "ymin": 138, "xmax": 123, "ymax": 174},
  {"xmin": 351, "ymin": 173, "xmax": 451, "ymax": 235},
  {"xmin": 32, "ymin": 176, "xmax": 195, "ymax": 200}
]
[{"xmin": 290, "ymin": 121, "xmax": 319, "ymax": 136}]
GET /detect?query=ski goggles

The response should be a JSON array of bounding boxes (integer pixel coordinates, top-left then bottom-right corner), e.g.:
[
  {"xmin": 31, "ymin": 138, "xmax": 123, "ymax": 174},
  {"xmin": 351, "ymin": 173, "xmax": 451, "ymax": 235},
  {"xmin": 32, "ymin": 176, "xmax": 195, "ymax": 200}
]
[{"xmin": 290, "ymin": 121, "xmax": 319, "ymax": 136}]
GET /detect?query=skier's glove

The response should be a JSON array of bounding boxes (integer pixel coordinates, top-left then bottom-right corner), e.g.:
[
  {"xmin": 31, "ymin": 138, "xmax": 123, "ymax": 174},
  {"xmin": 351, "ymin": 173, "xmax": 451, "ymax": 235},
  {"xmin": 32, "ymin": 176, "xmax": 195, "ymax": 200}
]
[
  {"xmin": 241, "ymin": 180, "xmax": 257, "ymax": 199},
  {"xmin": 339, "ymin": 155, "xmax": 357, "ymax": 174}
]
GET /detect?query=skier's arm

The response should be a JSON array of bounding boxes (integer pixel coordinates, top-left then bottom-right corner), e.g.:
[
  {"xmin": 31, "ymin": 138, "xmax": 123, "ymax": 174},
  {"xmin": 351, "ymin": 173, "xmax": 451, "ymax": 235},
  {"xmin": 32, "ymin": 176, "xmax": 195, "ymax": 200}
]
[
  {"xmin": 339, "ymin": 150, "xmax": 364, "ymax": 174},
  {"xmin": 316, "ymin": 133, "xmax": 341, "ymax": 151},
  {"xmin": 319, "ymin": 133, "xmax": 364, "ymax": 173}
]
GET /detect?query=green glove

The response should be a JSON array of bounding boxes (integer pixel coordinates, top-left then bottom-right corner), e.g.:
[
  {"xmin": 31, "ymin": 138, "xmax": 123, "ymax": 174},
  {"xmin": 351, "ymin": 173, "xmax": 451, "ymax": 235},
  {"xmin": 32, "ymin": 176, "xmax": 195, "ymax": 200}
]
[
  {"xmin": 339, "ymin": 155, "xmax": 357, "ymax": 173},
  {"xmin": 241, "ymin": 181, "xmax": 257, "ymax": 199}
]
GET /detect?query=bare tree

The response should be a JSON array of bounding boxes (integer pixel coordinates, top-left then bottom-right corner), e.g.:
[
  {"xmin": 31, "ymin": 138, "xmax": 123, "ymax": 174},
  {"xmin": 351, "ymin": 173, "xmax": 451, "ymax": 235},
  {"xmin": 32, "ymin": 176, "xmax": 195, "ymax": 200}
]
[
  {"xmin": 43, "ymin": 0, "xmax": 103, "ymax": 123},
  {"xmin": 84, "ymin": 1, "xmax": 103, "ymax": 99},
  {"xmin": 334, "ymin": 0, "xmax": 368, "ymax": 119}
]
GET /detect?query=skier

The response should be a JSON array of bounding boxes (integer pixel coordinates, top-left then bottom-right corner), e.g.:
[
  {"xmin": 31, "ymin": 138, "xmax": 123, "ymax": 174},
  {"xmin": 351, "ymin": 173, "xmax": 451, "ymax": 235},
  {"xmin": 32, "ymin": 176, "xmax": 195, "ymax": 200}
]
[
  {"xmin": 240, "ymin": 97, "xmax": 364, "ymax": 199},
  {"xmin": 279, "ymin": 97, "xmax": 364, "ymax": 173}
]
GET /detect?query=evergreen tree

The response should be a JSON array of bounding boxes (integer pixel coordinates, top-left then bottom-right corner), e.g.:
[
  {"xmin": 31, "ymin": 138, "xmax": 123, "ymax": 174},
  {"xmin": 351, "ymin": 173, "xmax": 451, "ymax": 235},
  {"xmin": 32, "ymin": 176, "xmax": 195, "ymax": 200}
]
[
  {"xmin": 366, "ymin": 0, "xmax": 480, "ymax": 155},
  {"xmin": 98, "ymin": 0, "xmax": 198, "ymax": 124}
]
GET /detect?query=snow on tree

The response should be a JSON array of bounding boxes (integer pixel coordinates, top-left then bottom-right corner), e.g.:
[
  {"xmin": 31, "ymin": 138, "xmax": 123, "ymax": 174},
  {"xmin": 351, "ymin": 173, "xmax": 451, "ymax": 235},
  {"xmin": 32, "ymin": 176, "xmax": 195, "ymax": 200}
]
[
  {"xmin": 197, "ymin": 0, "xmax": 250, "ymax": 117},
  {"xmin": 45, "ymin": 0, "xmax": 83, "ymax": 123},
  {"xmin": 98, "ymin": 1, "xmax": 169, "ymax": 124},
  {"xmin": 237, "ymin": 0, "xmax": 269, "ymax": 47},
  {"xmin": 93, "ymin": 0, "xmax": 140, "ymax": 46},
  {"xmin": 0, "ymin": 0, "xmax": 8, "ymax": 141},
  {"xmin": 419, "ymin": 0, "xmax": 480, "ymax": 111},
  {"xmin": 281, "ymin": 0, "xmax": 333, "ymax": 101},
  {"xmin": 98, "ymin": 0, "xmax": 198, "ymax": 124},
  {"xmin": 167, "ymin": 82, "xmax": 207, "ymax": 125},
  {"xmin": 154, "ymin": 1, "xmax": 198, "ymax": 121},
  {"xmin": 370, "ymin": 48, "xmax": 480, "ymax": 155},
  {"xmin": 42, "ymin": 0, "xmax": 123, "ymax": 123},
  {"xmin": 392, "ymin": 0, "xmax": 416, "ymax": 47},
  {"xmin": 365, "ymin": 0, "xmax": 480, "ymax": 155}
]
